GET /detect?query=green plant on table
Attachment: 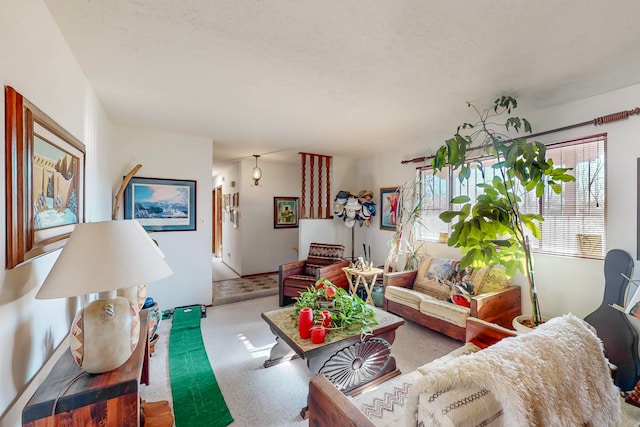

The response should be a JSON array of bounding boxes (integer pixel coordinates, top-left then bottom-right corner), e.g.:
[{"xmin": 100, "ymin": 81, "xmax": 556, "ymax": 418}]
[
  {"xmin": 432, "ymin": 96, "xmax": 575, "ymax": 327},
  {"xmin": 294, "ymin": 278, "xmax": 378, "ymax": 333}
]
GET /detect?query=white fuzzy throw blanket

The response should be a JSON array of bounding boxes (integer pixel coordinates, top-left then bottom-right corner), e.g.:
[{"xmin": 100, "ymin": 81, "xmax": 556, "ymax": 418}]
[{"xmin": 410, "ymin": 314, "xmax": 620, "ymax": 427}]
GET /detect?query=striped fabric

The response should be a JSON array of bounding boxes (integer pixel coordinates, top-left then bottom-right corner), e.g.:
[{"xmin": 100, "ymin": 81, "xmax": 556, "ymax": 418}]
[{"xmin": 303, "ymin": 243, "xmax": 345, "ymax": 275}]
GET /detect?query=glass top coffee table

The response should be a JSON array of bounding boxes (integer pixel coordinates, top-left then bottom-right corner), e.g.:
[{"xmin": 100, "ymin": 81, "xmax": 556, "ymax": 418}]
[{"xmin": 261, "ymin": 305, "xmax": 404, "ymax": 396}]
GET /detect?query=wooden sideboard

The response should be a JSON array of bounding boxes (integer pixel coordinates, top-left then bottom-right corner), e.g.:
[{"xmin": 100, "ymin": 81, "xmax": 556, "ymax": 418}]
[{"xmin": 22, "ymin": 309, "xmax": 150, "ymax": 427}]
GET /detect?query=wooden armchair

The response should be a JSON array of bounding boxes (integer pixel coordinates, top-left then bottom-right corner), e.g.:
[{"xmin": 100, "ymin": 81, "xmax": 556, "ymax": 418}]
[{"xmin": 278, "ymin": 243, "xmax": 349, "ymax": 307}]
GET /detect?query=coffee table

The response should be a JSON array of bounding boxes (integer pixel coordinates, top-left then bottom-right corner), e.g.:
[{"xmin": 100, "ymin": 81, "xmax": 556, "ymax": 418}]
[{"xmin": 261, "ymin": 306, "xmax": 404, "ymax": 397}]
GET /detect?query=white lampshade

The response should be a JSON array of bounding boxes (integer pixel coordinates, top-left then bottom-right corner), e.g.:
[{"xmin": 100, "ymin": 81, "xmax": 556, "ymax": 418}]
[
  {"xmin": 37, "ymin": 220, "xmax": 173, "ymax": 373},
  {"xmin": 37, "ymin": 220, "xmax": 172, "ymax": 299}
]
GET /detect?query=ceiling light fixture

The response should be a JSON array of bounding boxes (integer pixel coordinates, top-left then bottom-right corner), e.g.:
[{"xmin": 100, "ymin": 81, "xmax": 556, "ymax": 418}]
[{"xmin": 251, "ymin": 154, "xmax": 262, "ymax": 186}]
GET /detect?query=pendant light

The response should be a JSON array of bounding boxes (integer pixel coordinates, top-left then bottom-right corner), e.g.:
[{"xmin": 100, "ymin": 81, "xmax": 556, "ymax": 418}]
[{"xmin": 251, "ymin": 154, "xmax": 262, "ymax": 186}]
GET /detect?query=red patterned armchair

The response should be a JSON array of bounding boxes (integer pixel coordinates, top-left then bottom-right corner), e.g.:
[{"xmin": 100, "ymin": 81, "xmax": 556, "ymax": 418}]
[{"xmin": 278, "ymin": 243, "xmax": 349, "ymax": 307}]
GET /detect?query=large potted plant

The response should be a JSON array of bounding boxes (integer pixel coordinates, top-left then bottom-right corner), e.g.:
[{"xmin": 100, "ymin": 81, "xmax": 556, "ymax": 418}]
[
  {"xmin": 432, "ymin": 96, "xmax": 575, "ymax": 327},
  {"xmin": 294, "ymin": 278, "xmax": 378, "ymax": 333}
]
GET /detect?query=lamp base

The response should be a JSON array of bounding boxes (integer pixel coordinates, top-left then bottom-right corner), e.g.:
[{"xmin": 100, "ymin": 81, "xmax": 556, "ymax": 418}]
[{"xmin": 70, "ymin": 296, "xmax": 140, "ymax": 373}]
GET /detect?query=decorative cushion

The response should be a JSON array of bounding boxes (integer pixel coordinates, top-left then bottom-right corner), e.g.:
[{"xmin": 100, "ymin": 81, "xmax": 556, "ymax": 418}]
[
  {"xmin": 473, "ymin": 266, "xmax": 510, "ymax": 294},
  {"xmin": 451, "ymin": 294, "xmax": 470, "ymax": 307},
  {"xmin": 303, "ymin": 243, "xmax": 345, "ymax": 275},
  {"xmin": 413, "ymin": 257, "xmax": 458, "ymax": 300},
  {"xmin": 349, "ymin": 370, "xmax": 423, "ymax": 426},
  {"xmin": 417, "ymin": 385, "xmax": 503, "ymax": 427}
]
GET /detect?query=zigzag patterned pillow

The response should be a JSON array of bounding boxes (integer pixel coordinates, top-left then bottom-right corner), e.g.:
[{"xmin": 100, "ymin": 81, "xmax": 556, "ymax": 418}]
[
  {"xmin": 350, "ymin": 370, "xmax": 422, "ymax": 426},
  {"xmin": 418, "ymin": 385, "xmax": 502, "ymax": 427}
]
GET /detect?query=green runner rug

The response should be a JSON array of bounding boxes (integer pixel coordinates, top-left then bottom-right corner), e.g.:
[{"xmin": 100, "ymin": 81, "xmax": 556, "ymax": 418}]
[{"xmin": 169, "ymin": 305, "xmax": 234, "ymax": 427}]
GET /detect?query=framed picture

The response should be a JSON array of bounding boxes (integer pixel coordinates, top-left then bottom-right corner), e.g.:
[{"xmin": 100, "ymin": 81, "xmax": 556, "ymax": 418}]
[
  {"xmin": 274, "ymin": 197, "xmax": 299, "ymax": 229},
  {"xmin": 5, "ymin": 86, "xmax": 86, "ymax": 269},
  {"xmin": 380, "ymin": 187, "xmax": 400, "ymax": 231},
  {"xmin": 123, "ymin": 177, "xmax": 196, "ymax": 231}
]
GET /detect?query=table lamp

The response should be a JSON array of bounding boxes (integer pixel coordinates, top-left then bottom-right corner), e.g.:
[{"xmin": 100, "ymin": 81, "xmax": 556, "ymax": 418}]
[{"xmin": 37, "ymin": 220, "xmax": 173, "ymax": 374}]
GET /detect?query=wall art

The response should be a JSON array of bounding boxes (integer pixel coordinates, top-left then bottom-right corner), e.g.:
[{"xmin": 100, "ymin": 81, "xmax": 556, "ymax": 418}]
[
  {"xmin": 380, "ymin": 187, "xmax": 400, "ymax": 231},
  {"xmin": 5, "ymin": 86, "xmax": 86, "ymax": 268},
  {"xmin": 274, "ymin": 196, "xmax": 299, "ymax": 229},
  {"xmin": 123, "ymin": 176, "xmax": 196, "ymax": 231}
]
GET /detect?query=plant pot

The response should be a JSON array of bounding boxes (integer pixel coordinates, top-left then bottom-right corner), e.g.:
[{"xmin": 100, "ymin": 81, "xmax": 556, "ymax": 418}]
[
  {"xmin": 321, "ymin": 310, "xmax": 332, "ymax": 328},
  {"xmin": 371, "ymin": 285, "xmax": 384, "ymax": 308},
  {"xmin": 512, "ymin": 314, "xmax": 548, "ymax": 334},
  {"xmin": 310, "ymin": 326, "xmax": 326, "ymax": 344}
]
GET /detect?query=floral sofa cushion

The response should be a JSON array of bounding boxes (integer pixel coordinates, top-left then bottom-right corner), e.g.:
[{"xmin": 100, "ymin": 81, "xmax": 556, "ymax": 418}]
[
  {"xmin": 412, "ymin": 257, "xmax": 510, "ymax": 302},
  {"xmin": 413, "ymin": 257, "xmax": 458, "ymax": 300}
]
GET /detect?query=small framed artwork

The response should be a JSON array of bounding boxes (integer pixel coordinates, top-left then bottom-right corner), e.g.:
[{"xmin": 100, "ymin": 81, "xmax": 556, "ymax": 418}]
[
  {"xmin": 124, "ymin": 177, "xmax": 196, "ymax": 231},
  {"xmin": 380, "ymin": 187, "xmax": 400, "ymax": 231},
  {"xmin": 274, "ymin": 197, "xmax": 299, "ymax": 229},
  {"xmin": 5, "ymin": 86, "xmax": 86, "ymax": 268}
]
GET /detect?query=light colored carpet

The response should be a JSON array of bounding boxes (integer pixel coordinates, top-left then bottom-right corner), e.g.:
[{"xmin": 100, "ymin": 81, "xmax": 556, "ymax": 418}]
[
  {"xmin": 212, "ymin": 274, "xmax": 279, "ymax": 306},
  {"xmin": 140, "ymin": 295, "xmax": 640, "ymax": 426},
  {"xmin": 212, "ymin": 257, "xmax": 240, "ymax": 281}
]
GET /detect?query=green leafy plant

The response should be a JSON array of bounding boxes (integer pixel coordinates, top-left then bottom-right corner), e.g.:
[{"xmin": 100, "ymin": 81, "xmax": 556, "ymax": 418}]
[
  {"xmin": 294, "ymin": 278, "xmax": 378, "ymax": 332},
  {"xmin": 432, "ymin": 96, "xmax": 575, "ymax": 326}
]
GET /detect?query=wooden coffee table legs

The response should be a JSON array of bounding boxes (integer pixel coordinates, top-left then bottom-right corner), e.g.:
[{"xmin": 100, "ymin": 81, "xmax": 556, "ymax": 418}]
[{"xmin": 263, "ymin": 336, "xmax": 299, "ymax": 368}]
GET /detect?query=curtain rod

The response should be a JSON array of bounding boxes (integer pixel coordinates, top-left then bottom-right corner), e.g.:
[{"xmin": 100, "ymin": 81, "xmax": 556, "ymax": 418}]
[{"xmin": 401, "ymin": 106, "xmax": 640, "ymax": 165}]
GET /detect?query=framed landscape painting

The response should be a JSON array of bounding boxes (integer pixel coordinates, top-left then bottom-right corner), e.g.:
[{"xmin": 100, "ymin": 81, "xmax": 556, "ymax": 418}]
[
  {"xmin": 274, "ymin": 197, "xmax": 299, "ymax": 228},
  {"xmin": 5, "ymin": 86, "xmax": 86, "ymax": 268},
  {"xmin": 380, "ymin": 187, "xmax": 400, "ymax": 231},
  {"xmin": 124, "ymin": 177, "xmax": 196, "ymax": 231}
]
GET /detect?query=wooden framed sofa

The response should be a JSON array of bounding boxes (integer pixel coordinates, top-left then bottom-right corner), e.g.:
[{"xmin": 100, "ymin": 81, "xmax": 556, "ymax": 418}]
[
  {"xmin": 278, "ymin": 242, "xmax": 349, "ymax": 306},
  {"xmin": 308, "ymin": 316, "xmax": 621, "ymax": 426},
  {"xmin": 383, "ymin": 256, "xmax": 521, "ymax": 341}
]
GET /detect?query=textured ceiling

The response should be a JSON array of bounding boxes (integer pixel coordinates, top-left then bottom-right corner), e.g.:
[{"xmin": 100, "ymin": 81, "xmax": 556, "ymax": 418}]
[{"xmin": 43, "ymin": 0, "xmax": 640, "ymax": 173}]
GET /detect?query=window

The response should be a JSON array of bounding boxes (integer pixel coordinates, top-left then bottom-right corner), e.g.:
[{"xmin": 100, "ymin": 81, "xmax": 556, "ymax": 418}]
[{"xmin": 418, "ymin": 133, "xmax": 607, "ymax": 259}]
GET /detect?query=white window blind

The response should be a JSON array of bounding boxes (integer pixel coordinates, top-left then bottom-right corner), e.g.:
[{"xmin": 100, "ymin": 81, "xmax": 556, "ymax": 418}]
[{"xmin": 418, "ymin": 133, "xmax": 607, "ymax": 259}]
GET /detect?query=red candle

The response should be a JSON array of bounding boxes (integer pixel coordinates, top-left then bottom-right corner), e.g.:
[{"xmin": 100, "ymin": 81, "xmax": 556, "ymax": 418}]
[
  {"xmin": 322, "ymin": 310, "xmax": 332, "ymax": 328},
  {"xmin": 298, "ymin": 308, "xmax": 314, "ymax": 339},
  {"xmin": 311, "ymin": 326, "xmax": 326, "ymax": 344}
]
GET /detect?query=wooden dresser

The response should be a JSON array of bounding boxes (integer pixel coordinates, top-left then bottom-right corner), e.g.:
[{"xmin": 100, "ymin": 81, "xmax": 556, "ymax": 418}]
[{"xmin": 22, "ymin": 309, "xmax": 150, "ymax": 427}]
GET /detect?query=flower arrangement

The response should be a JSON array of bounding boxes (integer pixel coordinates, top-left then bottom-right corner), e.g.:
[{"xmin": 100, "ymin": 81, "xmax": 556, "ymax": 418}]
[{"xmin": 294, "ymin": 278, "xmax": 377, "ymax": 333}]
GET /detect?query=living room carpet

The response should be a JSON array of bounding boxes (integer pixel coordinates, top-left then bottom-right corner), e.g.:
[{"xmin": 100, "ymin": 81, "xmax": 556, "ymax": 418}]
[
  {"xmin": 143, "ymin": 296, "xmax": 640, "ymax": 426},
  {"xmin": 213, "ymin": 273, "xmax": 279, "ymax": 306},
  {"xmin": 169, "ymin": 305, "xmax": 233, "ymax": 427}
]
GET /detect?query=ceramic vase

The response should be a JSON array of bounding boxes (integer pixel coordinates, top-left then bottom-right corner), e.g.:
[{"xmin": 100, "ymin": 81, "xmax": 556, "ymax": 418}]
[
  {"xmin": 322, "ymin": 310, "xmax": 332, "ymax": 328},
  {"xmin": 311, "ymin": 326, "xmax": 326, "ymax": 344},
  {"xmin": 298, "ymin": 308, "xmax": 314, "ymax": 339}
]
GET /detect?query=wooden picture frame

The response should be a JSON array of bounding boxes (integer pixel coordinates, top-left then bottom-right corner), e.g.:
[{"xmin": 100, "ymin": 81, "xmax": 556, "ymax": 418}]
[
  {"xmin": 5, "ymin": 86, "xmax": 86, "ymax": 269},
  {"xmin": 274, "ymin": 197, "xmax": 299, "ymax": 229},
  {"xmin": 380, "ymin": 187, "xmax": 400, "ymax": 231},
  {"xmin": 123, "ymin": 176, "xmax": 196, "ymax": 232}
]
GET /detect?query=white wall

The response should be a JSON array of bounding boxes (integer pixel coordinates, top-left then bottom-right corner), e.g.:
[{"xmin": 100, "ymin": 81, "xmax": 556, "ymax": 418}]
[
  {"xmin": 111, "ymin": 126, "xmax": 213, "ymax": 309},
  {"xmin": 0, "ymin": 1, "xmax": 113, "ymax": 424},
  {"xmin": 239, "ymin": 159, "xmax": 300, "ymax": 275},
  {"xmin": 216, "ymin": 155, "xmax": 359, "ymax": 275},
  {"xmin": 360, "ymin": 83, "xmax": 640, "ymax": 320}
]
